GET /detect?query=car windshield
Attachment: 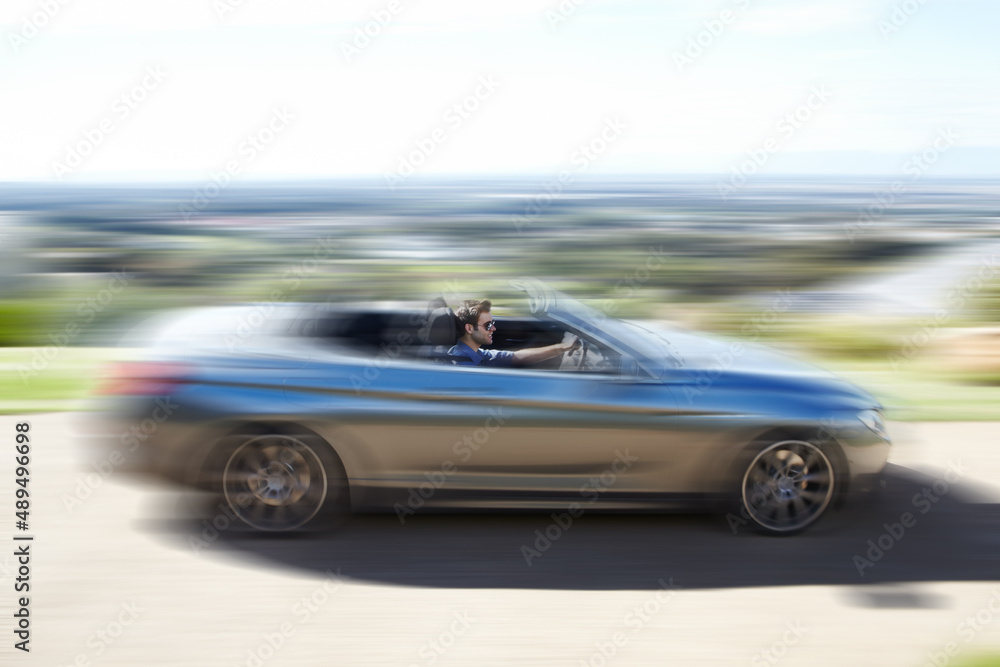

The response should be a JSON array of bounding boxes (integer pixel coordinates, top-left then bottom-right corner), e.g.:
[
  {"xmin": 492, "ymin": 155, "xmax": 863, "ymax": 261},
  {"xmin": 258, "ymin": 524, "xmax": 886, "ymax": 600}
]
[
  {"xmin": 619, "ymin": 320, "xmax": 685, "ymax": 368},
  {"xmin": 524, "ymin": 287, "xmax": 681, "ymax": 376}
]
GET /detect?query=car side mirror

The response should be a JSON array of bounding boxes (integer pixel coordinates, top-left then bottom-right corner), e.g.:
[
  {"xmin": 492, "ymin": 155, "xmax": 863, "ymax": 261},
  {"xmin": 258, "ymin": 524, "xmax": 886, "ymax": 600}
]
[{"xmin": 620, "ymin": 357, "xmax": 641, "ymax": 379}]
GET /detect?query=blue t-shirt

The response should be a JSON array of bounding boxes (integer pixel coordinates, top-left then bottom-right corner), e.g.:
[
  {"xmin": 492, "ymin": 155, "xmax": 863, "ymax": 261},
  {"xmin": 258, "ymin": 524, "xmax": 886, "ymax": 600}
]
[{"xmin": 447, "ymin": 341, "xmax": 515, "ymax": 367}]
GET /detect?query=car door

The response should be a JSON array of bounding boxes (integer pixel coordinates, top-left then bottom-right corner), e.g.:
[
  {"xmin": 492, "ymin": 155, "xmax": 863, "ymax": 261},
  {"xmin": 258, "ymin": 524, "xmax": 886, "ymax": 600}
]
[{"xmin": 387, "ymin": 357, "xmax": 686, "ymax": 509}]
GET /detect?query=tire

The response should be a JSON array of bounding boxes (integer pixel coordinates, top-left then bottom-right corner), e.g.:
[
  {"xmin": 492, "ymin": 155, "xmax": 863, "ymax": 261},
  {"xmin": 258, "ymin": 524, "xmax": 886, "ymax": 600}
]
[
  {"xmin": 738, "ymin": 439, "xmax": 836, "ymax": 535},
  {"xmin": 221, "ymin": 431, "xmax": 347, "ymax": 532}
]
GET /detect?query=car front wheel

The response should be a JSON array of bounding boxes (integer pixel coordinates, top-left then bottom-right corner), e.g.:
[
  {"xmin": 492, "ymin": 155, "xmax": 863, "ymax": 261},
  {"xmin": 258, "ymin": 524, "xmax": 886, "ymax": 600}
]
[{"xmin": 740, "ymin": 439, "xmax": 836, "ymax": 535}]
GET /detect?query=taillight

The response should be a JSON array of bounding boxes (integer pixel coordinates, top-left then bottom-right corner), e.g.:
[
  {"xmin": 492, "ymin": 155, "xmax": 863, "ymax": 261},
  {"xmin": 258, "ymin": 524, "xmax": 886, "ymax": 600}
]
[{"xmin": 96, "ymin": 361, "xmax": 191, "ymax": 396}]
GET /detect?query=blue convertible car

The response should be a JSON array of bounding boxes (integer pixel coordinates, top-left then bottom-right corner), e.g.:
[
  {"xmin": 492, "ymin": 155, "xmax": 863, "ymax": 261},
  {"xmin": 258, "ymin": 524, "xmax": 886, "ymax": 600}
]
[{"xmin": 90, "ymin": 282, "xmax": 890, "ymax": 535}]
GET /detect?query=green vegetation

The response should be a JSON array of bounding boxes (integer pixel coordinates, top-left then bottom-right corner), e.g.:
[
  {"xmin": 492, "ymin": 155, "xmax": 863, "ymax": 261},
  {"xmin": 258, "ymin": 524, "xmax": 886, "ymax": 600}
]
[
  {"xmin": 0, "ymin": 299, "xmax": 54, "ymax": 347},
  {"xmin": 950, "ymin": 655, "xmax": 1000, "ymax": 667},
  {"xmin": 0, "ymin": 348, "xmax": 115, "ymax": 414}
]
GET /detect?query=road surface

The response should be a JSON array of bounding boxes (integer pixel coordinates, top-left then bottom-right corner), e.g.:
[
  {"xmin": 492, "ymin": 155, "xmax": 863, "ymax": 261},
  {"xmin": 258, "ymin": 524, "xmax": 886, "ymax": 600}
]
[{"xmin": 1, "ymin": 415, "xmax": 999, "ymax": 666}]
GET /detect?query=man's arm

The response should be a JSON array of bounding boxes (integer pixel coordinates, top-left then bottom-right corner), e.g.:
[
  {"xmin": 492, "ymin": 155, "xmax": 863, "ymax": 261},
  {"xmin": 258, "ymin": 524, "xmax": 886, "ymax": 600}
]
[{"xmin": 510, "ymin": 334, "xmax": 579, "ymax": 366}]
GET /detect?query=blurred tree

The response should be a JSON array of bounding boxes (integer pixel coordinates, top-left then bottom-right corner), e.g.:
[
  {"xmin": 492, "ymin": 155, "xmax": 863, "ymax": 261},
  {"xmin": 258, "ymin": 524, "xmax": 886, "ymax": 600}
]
[
  {"xmin": 0, "ymin": 300, "xmax": 50, "ymax": 346},
  {"xmin": 972, "ymin": 274, "xmax": 1000, "ymax": 324}
]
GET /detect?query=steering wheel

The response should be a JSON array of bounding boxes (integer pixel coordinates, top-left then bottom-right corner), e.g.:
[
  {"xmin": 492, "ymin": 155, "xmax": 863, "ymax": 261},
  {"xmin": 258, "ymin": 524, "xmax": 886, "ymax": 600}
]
[
  {"xmin": 565, "ymin": 339, "xmax": 588, "ymax": 371},
  {"xmin": 558, "ymin": 338, "xmax": 587, "ymax": 371}
]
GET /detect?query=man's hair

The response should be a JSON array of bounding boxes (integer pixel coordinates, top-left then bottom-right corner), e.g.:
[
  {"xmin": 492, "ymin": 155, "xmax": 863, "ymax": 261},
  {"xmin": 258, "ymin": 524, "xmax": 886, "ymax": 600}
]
[{"xmin": 455, "ymin": 299, "xmax": 491, "ymax": 330}]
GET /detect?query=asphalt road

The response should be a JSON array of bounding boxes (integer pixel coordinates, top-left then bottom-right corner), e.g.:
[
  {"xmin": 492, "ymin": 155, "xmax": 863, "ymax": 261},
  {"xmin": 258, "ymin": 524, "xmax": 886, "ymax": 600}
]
[{"xmin": 2, "ymin": 415, "xmax": 999, "ymax": 666}]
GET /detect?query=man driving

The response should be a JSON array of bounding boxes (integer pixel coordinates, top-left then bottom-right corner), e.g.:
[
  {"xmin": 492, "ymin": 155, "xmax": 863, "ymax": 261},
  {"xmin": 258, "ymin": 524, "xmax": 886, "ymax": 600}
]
[{"xmin": 448, "ymin": 299, "xmax": 579, "ymax": 367}]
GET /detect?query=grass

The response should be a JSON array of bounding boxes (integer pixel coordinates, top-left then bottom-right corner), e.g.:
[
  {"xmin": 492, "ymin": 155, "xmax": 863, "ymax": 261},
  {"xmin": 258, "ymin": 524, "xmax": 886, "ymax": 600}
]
[
  {"xmin": 824, "ymin": 359, "xmax": 1000, "ymax": 422},
  {"xmin": 951, "ymin": 655, "xmax": 1000, "ymax": 667},
  {"xmin": 689, "ymin": 308, "xmax": 1000, "ymax": 421},
  {"xmin": 0, "ymin": 347, "xmax": 117, "ymax": 414}
]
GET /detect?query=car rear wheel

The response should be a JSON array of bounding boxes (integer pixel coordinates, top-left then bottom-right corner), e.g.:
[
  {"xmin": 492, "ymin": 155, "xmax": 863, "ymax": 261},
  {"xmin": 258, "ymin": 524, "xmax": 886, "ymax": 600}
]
[
  {"xmin": 222, "ymin": 433, "xmax": 343, "ymax": 531},
  {"xmin": 740, "ymin": 439, "xmax": 836, "ymax": 535}
]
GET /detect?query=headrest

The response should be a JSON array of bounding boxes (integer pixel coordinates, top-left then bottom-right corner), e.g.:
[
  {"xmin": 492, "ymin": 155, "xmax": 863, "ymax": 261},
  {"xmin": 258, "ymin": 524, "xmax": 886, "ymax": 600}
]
[{"xmin": 426, "ymin": 307, "xmax": 458, "ymax": 346}]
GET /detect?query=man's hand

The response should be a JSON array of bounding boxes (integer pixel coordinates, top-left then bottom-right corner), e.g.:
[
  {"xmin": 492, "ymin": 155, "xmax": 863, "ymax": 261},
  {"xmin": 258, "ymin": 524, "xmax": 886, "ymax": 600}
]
[
  {"xmin": 511, "ymin": 333, "xmax": 581, "ymax": 366},
  {"xmin": 561, "ymin": 332, "xmax": 581, "ymax": 352}
]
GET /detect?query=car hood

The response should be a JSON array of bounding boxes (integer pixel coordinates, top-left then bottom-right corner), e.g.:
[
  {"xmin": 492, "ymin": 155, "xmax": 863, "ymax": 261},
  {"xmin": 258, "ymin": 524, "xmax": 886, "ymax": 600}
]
[
  {"xmin": 633, "ymin": 322, "xmax": 882, "ymax": 407},
  {"xmin": 496, "ymin": 283, "xmax": 878, "ymax": 407},
  {"xmin": 635, "ymin": 323, "xmax": 826, "ymax": 377}
]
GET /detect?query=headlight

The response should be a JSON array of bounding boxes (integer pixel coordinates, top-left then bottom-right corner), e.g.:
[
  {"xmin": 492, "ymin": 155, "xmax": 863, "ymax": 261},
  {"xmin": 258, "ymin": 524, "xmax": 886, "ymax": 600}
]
[{"xmin": 858, "ymin": 409, "xmax": 889, "ymax": 440}]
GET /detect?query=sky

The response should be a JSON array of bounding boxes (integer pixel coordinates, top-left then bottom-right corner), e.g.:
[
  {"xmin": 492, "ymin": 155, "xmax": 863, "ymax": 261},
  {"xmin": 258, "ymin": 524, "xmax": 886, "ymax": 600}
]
[{"xmin": 1, "ymin": 0, "xmax": 998, "ymax": 182}]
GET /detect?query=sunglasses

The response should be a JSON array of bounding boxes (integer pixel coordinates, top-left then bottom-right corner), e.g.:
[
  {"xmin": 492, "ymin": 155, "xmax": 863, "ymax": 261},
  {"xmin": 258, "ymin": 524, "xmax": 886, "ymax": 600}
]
[{"xmin": 478, "ymin": 320, "xmax": 496, "ymax": 331}]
